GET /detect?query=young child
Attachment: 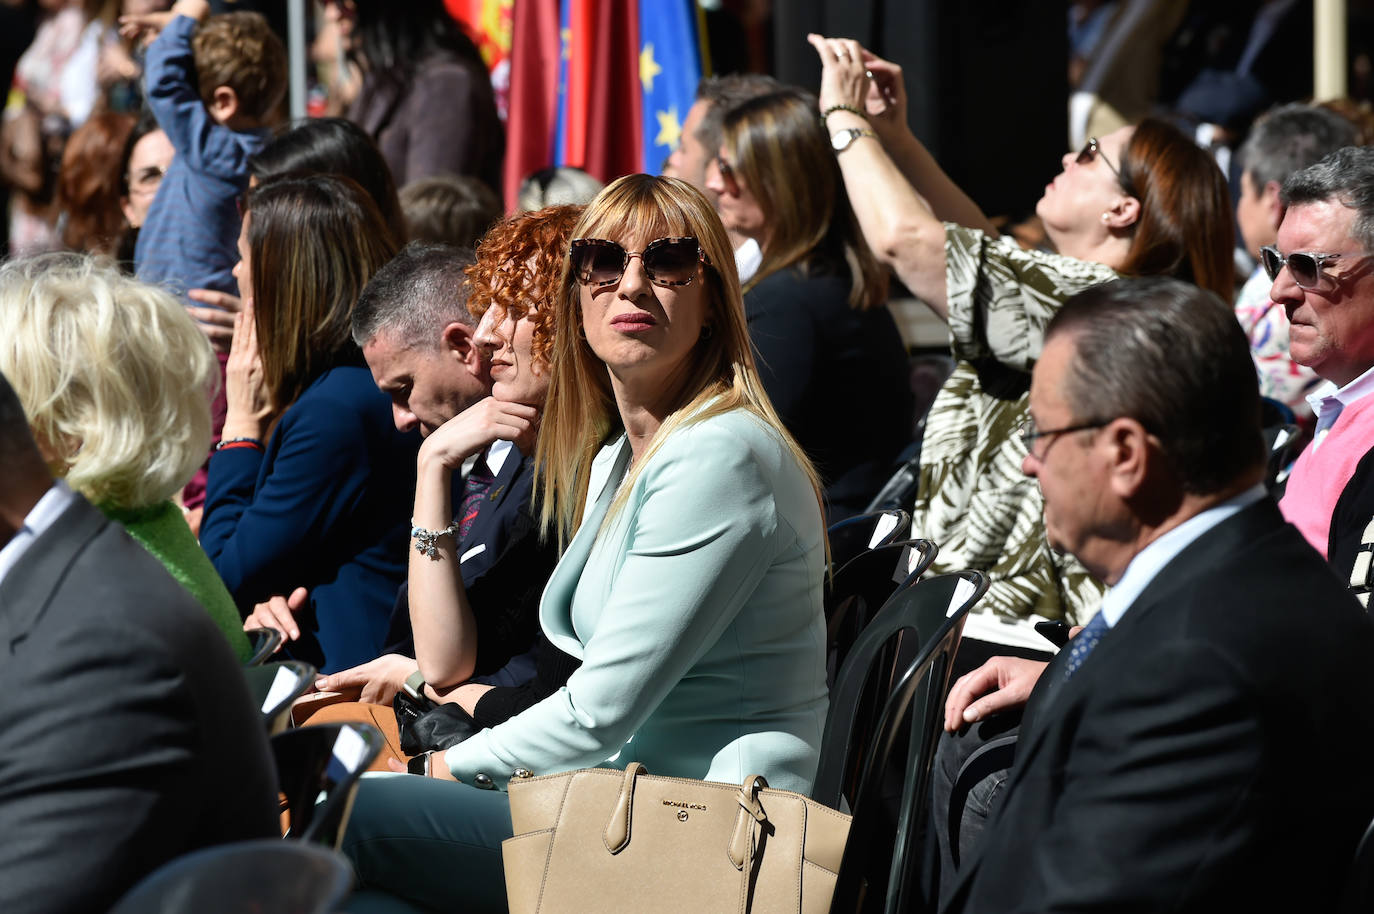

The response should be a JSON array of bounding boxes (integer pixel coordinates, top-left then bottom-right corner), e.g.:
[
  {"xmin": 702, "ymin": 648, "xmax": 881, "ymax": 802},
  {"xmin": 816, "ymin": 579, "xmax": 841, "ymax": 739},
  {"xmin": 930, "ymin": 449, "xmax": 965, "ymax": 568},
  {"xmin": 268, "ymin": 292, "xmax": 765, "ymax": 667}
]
[
  {"xmin": 125, "ymin": 0, "xmax": 285, "ymax": 297},
  {"xmin": 121, "ymin": 0, "xmax": 285, "ymax": 518}
]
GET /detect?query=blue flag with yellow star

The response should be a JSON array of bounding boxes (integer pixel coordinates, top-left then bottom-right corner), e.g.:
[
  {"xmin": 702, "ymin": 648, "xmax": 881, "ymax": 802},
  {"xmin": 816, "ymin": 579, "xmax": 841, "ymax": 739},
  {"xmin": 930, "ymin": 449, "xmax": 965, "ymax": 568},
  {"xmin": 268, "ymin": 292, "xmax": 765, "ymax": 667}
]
[{"xmin": 638, "ymin": 0, "xmax": 702, "ymax": 174}]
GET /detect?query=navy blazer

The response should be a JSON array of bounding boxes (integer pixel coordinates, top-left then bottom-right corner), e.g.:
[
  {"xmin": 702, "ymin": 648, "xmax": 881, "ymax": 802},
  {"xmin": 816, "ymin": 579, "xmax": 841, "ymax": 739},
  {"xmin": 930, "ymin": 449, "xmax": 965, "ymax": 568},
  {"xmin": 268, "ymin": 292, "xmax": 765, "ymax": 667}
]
[
  {"xmin": 202, "ymin": 362, "xmax": 420, "ymax": 673},
  {"xmin": 942, "ymin": 500, "xmax": 1374, "ymax": 914},
  {"xmin": 384, "ymin": 445, "xmax": 556, "ymax": 681}
]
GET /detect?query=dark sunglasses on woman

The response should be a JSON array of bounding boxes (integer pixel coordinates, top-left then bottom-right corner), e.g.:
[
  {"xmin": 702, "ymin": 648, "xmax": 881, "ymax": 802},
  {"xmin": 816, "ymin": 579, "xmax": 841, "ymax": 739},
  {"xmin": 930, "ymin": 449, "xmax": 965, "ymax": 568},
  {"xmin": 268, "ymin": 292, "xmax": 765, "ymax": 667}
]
[{"xmin": 569, "ymin": 237, "xmax": 707, "ymax": 287}]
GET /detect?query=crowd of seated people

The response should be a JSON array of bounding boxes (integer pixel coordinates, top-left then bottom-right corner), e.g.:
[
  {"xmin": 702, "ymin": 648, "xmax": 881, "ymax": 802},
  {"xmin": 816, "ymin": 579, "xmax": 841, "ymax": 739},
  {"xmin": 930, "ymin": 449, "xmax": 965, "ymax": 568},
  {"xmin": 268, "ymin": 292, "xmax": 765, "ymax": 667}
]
[{"xmin": 6, "ymin": 5, "xmax": 1374, "ymax": 914}]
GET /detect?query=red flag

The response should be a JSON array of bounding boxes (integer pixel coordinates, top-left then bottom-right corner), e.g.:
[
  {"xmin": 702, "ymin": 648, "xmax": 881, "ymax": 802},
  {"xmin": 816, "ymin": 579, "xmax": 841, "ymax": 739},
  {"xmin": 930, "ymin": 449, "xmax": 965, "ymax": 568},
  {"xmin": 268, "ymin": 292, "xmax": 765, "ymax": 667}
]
[
  {"xmin": 581, "ymin": 0, "xmax": 642, "ymax": 181},
  {"xmin": 502, "ymin": 0, "xmax": 562, "ymax": 209}
]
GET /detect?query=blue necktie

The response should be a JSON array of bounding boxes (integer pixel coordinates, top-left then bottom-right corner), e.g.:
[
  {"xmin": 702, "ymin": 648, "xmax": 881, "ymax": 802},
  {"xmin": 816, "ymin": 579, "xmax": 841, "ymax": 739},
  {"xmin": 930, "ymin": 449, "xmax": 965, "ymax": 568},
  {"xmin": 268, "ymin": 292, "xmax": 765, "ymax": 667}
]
[{"xmin": 1063, "ymin": 611, "xmax": 1110, "ymax": 680}]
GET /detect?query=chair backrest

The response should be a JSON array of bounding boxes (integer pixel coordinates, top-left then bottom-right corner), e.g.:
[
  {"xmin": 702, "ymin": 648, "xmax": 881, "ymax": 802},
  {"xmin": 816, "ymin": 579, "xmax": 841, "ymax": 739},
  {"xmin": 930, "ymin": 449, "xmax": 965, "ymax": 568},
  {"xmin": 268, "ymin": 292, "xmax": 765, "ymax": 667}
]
[
  {"xmin": 1264, "ymin": 422, "xmax": 1300, "ymax": 490},
  {"xmin": 244, "ymin": 627, "xmax": 284, "ymax": 666},
  {"xmin": 863, "ymin": 448, "xmax": 923, "ymax": 516},
  {"xmin": 827, "ymin": 509, "xmax": 913, "ymax": 572},
  {"xmin": 243, "ymin": 660, "xmax": 317, "ymax": 735},
  {"xmin": 826, "ymin": 539, "xmax": 939, "ymax": 685},
  {"xmin": 107, "ymin": 839, "xmax": 352, "ymax": 914},
  {"xmin": 1340, "ymin": 814, "xmax": 1374, "ymax": 913},
  {"xmin": 273, "ymin": 722, "xmax": 384, "ymax": 848},
  {"xmin": 817, "ymin": 571, "xmax": 988, "ymax": 914}
]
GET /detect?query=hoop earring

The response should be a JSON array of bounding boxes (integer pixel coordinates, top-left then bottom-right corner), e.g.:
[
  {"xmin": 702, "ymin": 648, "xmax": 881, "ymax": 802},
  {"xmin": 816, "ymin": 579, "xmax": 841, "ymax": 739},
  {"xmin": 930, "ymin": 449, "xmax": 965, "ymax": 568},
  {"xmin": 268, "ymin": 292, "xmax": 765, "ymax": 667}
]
[{"xmin": 699, "ymin": 324, "xmax": 714, "ymax": 341}]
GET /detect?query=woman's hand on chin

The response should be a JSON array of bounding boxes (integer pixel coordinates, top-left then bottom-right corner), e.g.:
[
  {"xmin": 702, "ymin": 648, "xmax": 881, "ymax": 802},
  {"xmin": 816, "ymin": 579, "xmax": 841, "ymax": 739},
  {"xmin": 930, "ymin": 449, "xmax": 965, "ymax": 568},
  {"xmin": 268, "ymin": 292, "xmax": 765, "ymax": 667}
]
[
  {"xmin": 222, "ymin": 298, "xmax": 275, "ymax": 440},
  {"xmin": 418, "ymin": 396, "xmax": 540, "ymax": 472}
]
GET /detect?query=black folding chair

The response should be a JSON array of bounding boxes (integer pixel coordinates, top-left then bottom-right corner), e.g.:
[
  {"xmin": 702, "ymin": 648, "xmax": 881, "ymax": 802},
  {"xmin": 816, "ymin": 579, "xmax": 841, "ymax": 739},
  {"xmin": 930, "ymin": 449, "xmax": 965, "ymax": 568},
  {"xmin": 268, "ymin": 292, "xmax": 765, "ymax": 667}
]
[
  {"xmin": 272, "ymin": 722, "xmax": 384, "ymax": 849},
  {"xmin": 108, "ymin": 839, "xmax": 351, "ymax": 914},
  {"xmin": 243, "ymin": 660, "xmax": 316, "ymax": 735},
  {"xmin": 817, "ymin": 571, "xmax": 988, "ymax": 914},
  {"xmin": 1340, "ymin": 813, "xmax": 1374, "ymax": 913},
  {"xmin": 244, "ymin": 626, "xmax": 284, "ymax": 666},
  {"xmin": 828, "ymin": 509, "xmax": 912, "ymax": 573},
  {"xmin": 863, "ymin": 441, "xmax": 923, "ymax": 515},
  {"xmin": 826, "ymin": 539, "xmax": 938, "ymax": 685}
]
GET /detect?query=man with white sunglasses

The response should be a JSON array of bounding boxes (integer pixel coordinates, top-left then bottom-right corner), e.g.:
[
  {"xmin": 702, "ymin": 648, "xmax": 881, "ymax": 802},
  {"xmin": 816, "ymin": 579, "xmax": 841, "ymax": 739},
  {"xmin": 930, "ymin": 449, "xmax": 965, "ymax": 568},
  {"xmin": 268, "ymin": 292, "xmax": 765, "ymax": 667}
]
[{"xmin": 1271, "ymin": 145, "xmax": 1374, "ymax": 574}]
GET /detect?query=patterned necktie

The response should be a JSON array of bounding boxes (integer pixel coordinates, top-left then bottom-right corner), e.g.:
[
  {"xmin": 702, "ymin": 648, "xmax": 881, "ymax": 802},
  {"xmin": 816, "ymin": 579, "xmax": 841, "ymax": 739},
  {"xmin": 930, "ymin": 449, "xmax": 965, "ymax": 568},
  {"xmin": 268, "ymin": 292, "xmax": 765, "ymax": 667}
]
[
  {"xmin": 458, "ymin": 451, "xmax": 495, "ymax": 540},
  {"xmin": 1063, "ymin": 610, "xmax": 1110, "ymax": 680}
]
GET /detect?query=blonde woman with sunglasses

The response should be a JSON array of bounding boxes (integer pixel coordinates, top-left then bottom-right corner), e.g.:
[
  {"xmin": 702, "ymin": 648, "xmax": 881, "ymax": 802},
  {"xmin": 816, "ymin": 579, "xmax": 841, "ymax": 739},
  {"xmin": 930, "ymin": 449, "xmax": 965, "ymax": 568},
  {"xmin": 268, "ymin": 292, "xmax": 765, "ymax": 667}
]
[{"xmin": 338, "ymin": 175, "xmax": 829, "ymax": 913}]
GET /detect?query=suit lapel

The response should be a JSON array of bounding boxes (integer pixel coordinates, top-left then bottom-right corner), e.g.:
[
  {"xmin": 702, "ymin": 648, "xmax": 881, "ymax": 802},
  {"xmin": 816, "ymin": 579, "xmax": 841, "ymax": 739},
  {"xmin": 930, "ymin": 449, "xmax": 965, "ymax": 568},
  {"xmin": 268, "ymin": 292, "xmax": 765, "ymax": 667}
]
[
  {"xmin": 0, "ymin": 496, "xmax": 107, "ymax": 647},
  {"xmin": 537, "ymin": 436, "xmax": 631, "ymax": 659},
  {"xmin": 946, "ymin": 500, "xmax": 1291, "ymax": 909},
  {"xmin": 460, "ymin": 449, "xmax": 529, "ymax": 580}
]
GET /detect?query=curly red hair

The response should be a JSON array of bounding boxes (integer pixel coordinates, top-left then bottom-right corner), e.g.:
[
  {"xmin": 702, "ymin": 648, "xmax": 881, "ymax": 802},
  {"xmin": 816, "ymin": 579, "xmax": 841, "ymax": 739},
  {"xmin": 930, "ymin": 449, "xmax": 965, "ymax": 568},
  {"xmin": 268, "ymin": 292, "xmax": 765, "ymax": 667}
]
[{"xmin": 466, "ymin": 204, "xmax": 583, "ymax": 374}]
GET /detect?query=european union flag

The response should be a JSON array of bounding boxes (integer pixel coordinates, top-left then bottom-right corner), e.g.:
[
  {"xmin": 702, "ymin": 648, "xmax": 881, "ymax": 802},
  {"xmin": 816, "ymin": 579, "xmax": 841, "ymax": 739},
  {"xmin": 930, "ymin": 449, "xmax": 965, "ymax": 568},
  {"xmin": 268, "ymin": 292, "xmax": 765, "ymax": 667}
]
[{"xmin": 638, "ymin": 0, "xmax": 702, "ymax": 174}]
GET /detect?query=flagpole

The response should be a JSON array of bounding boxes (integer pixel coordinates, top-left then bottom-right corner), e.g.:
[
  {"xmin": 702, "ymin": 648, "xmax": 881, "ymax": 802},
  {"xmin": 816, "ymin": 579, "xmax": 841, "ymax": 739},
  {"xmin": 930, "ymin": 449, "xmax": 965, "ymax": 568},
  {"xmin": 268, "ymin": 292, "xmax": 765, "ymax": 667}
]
[{"xmin": 1314, "ymin": 0, "xmax": 1347, "ymax": 101}]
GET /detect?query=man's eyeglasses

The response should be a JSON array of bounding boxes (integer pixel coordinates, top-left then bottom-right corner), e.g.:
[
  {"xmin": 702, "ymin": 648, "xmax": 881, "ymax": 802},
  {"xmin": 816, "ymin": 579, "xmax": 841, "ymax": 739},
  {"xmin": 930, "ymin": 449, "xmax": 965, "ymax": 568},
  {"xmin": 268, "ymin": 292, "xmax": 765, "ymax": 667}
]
[
  {"xmin": 1076, "ymin": 137, "xmax": 1121, "ymax": 180},
  {"xmin": 1018, "ymin": 416, "xmax": 1108, "ymax": 460},
  {"xmin": 569, "ymin": 237, "xmax": 707, "ymax": 288},
  {"xmin": 1260, "ymin": 245, "xmax": 1370, "ymax": 290}
]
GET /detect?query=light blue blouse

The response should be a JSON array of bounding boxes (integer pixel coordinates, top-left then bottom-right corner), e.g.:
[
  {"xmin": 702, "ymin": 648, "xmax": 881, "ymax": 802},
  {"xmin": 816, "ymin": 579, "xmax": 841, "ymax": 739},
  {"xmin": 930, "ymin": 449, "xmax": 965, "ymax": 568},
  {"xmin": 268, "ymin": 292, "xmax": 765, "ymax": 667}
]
[{"xmin": 445, "ymin": 408, "xmax": 829, "ymax": 794}]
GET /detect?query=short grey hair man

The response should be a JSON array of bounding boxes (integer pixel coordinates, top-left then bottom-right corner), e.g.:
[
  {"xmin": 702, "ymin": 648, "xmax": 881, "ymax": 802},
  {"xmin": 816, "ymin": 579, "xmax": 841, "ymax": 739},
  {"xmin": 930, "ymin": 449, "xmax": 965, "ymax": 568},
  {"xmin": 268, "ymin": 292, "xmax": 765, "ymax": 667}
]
[{"xmin": 351, "ymin": 242, "xmax": 490, "ymax": 438}]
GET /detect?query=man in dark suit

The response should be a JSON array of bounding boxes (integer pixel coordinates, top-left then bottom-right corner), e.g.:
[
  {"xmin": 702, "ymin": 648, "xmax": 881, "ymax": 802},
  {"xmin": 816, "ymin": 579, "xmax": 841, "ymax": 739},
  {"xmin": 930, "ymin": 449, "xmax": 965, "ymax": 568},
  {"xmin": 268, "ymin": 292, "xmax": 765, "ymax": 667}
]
[
  {"xmin": 0, "ymin": 371, "xmax": 278, "ymax": 914},
  {"xmin": 941, "ymin": 277, "xmax": 1374, "ymax": 914},
  {"xmin": 249, "ymin": 241, "xmax": 563, "ymax": 710}
]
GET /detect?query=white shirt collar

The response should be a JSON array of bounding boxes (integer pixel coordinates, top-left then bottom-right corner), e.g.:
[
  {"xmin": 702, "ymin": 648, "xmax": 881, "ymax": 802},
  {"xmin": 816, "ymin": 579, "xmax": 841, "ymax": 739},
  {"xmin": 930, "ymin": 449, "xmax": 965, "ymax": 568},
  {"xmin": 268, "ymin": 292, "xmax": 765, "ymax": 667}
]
[
  {"xmin": 486, "ymin": 438, "xmax": 514, "ymax": 476},
  {"xmin": 1099, "ymin": 484, "xmax": 1267, "ymax": 628},
  {"xmin": 1304, "ymin": 362, "xmax": 1374, "ymax": 416},
  {"xmin": 735, "ymin": 238, "xmax": 762, "ymax": 284},
  {"xmin": 0, "ymin": 480, "xmax": 77, "ymax": 591}
]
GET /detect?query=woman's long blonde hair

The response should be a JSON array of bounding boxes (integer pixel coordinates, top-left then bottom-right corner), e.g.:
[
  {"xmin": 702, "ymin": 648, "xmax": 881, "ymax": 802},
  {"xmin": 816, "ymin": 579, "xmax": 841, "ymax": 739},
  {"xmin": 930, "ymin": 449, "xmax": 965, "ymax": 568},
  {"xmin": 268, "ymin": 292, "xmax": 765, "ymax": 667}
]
[{"xmin": 535, "ymin": 174, "xmax": 824, "ymax": 545}]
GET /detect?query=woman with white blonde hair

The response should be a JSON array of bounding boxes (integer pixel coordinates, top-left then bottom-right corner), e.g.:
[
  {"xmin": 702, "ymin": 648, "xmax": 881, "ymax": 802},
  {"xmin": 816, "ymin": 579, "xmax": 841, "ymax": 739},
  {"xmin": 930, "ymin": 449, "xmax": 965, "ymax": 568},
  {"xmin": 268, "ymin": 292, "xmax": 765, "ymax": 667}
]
[
  {"xmin": 339, "ymin": 174, "xmax": 830, "ymax": 913},
  {"xmin": 0, "ymin": 252, "xmax": 250, "ymax": 660}
]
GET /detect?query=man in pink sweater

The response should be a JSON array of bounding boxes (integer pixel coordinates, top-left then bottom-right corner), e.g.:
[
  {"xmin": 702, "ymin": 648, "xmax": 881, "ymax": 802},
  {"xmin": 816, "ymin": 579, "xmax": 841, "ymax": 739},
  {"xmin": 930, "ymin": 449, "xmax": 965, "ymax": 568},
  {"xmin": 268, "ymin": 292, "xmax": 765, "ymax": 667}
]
[{"xmin": 1273, "ymin": 145, "xmax": 1374, "ymax": 565}]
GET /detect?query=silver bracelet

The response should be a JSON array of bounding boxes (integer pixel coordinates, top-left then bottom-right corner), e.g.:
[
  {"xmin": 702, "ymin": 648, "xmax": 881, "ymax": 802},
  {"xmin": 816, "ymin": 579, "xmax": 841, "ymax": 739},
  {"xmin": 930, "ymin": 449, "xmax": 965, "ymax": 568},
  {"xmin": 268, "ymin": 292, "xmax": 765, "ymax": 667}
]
[{"xmin": 410, "ymin": 519, "xmax": 459, "ymax": 559}]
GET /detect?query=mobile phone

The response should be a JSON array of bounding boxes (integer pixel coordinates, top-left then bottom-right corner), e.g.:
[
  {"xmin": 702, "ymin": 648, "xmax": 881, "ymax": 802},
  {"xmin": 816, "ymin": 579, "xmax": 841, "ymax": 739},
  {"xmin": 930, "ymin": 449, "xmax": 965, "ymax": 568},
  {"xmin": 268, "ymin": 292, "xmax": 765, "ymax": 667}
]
[{"xmin": 1034, "ymin": 620, "xmax": 1072, "ymax": 648}]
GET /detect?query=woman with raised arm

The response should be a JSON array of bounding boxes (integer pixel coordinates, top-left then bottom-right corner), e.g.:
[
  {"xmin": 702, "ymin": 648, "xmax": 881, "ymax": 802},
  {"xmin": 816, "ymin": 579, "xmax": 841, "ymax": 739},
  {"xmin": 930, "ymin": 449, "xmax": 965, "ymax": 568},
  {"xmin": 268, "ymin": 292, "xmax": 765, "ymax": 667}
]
[
  {"xmin": 199, "ymin": 173, "xmax": 418, "ymax": 674},
  {"xmin": 808, "ymin": 34, "xmax": 1234, "ymax": 653},
  {"xmin": 339, "ymin": 175, "xmax": 830, "ymax": 913}
]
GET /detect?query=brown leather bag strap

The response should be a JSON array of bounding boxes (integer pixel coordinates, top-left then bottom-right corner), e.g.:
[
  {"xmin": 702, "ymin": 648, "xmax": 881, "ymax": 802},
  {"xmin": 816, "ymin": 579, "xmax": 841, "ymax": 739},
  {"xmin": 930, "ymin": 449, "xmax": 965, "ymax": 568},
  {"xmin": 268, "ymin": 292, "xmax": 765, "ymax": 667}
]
[
  {"xmin": 604, "ymin": 762, "xmax": 646, "ymax": 854},
  {"xmin": 728, "ymin": 774, "xmax": 770, "ymax": 870}
]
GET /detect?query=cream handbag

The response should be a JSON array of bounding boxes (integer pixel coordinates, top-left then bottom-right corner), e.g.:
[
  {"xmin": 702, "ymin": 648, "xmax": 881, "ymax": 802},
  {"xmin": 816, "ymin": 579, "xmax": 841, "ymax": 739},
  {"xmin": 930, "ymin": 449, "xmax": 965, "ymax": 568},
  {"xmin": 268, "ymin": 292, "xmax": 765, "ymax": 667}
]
[{"xmin": 502, "ymin": 762, "xmax": 851, "ymax": 914}]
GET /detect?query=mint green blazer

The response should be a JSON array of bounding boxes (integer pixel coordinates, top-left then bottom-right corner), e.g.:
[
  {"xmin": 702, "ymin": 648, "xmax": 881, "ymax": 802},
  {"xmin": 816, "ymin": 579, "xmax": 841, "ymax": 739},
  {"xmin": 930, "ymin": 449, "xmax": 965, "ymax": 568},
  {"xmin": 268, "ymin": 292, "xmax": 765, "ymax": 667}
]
[{"xmin": 445, "ymin": 408, "xmax": 829, "ymax": 795}]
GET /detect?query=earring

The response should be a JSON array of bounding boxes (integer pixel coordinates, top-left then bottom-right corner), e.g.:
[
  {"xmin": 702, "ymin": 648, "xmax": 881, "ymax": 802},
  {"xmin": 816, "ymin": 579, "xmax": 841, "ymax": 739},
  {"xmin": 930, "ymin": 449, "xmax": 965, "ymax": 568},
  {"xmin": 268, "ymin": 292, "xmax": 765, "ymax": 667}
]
[
  {"xmin": 1101, "ymin": 213, "xmax": 1110, "ymax": 224},
  {"xmin": 700, "ymin": 324, "xmax": 714, "ymax": 340}
]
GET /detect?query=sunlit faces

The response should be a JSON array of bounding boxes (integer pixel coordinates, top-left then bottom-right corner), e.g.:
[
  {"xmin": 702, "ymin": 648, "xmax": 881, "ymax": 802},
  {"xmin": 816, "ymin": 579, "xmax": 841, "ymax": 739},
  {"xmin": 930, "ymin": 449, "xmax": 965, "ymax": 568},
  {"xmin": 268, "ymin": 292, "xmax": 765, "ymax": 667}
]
[
  {"xmin": 121, "ymin": 128, "xmax": 174, "ymax": 229},
  {"xmin": 578, "ymin": 230, "xmax": 711, "ymax": 393},
  {"xmin": 232, "ymin": 211, "xmax": 253, "ymax": 301},
  {"xmin": 1270, "ymin": 200, "xmax": 1374, "ymax": 387},
  {"xmin": 474, "ymin": 302, "xmax": 549, "ymax": 407},
  {"xmin": 363, "ymin": 328, "xmax": 490, "ymax": 436},
  {"xmin": 1035, "ymin": 125, "xmax": 1135, "ymax": 239},
  {"xmin": 662, "ymin": 99, "xmax": 712, "ymax": 196},
  {"xmin": 703, "ymin": 148, "xmax": 767, "ymax": 243}
]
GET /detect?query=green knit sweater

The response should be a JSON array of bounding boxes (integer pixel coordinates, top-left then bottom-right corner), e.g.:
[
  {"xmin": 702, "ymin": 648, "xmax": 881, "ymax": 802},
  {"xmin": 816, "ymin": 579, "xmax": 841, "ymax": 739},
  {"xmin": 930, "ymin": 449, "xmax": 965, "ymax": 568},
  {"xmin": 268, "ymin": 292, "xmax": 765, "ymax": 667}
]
[{"xmin": 98, "ymin": 500, "xmax": 252, "ymax": 662}]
